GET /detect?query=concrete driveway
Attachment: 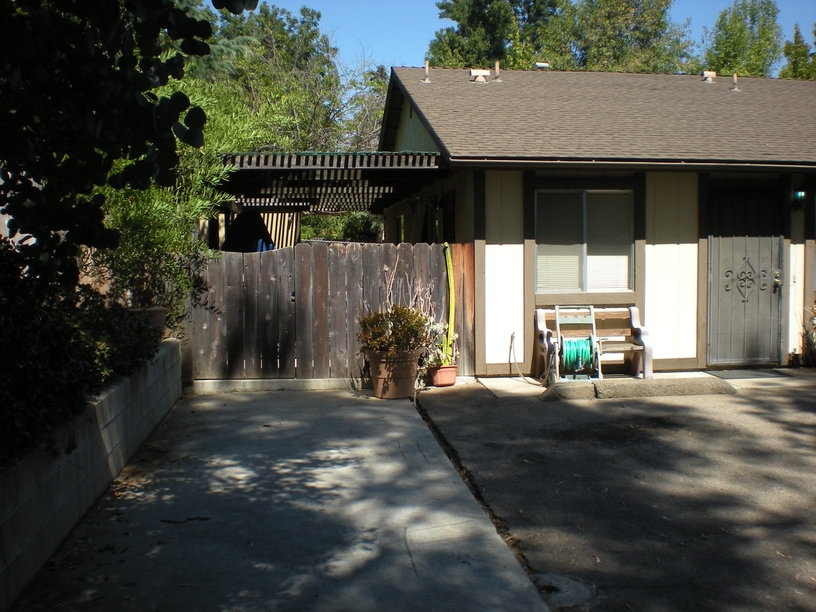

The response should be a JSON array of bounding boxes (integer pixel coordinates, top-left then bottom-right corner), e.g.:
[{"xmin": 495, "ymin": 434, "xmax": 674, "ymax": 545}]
[
  {"xmin": 417, "ymin": 371, "xmax": 816, "ymax": 611},
  {"xmin": 11, "ymin": 389, "xmax": 545, "ymax": 612}
]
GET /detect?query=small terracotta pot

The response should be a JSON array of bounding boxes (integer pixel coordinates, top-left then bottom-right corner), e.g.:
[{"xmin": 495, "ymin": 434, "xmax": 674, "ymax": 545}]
[{"xmin": 429, "ymin": 364, "xmax": 457, "ymax": 387}]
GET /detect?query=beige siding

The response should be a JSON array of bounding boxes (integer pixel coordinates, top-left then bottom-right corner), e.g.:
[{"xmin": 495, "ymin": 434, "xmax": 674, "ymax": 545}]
[
  {"xmin": 394, "ymin": 103, "xmax": 439, "ymax": 152},
  {"xmin": 485, "ymin": 171, "xmax": 523, "ymax": 245},
  {"xmin": 483, "ymin": 171, "xmax": 525, "ymax": 364},
  {"xmin": 644, "ymin": 173, "xmax": 699, "ymax": 361}
]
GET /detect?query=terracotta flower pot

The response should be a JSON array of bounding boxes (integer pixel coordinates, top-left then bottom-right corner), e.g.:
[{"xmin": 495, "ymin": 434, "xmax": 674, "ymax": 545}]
[
  {"xmin": 367, "ymin": 349, "xmax": 421, "ymax": 399},
  {"xmin": 430, "ymin": 364, "xmax": 457, "ymax": 387}
]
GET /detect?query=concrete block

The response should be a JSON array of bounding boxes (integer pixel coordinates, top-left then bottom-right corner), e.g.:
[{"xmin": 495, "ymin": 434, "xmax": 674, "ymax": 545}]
[
  {"xmin": 98, "ymin": 416, "xmax": 123, "ymax": 458},
  {"xmin": 12, "ymin": 450, "xmax": 53, "ymax": 513},
  {"xmin": 93, "ymin": 383, "xmax": 124, "ymax": 428},
  {"xmin": 594, "ymin": 377, "xmax": 736, "ymax": 398},
  {"xmin": 0, "ymin": 554, "xmax": 24, "ymax": 612},
  {"xmin": 539, "ymin": 382, "xmax": 597, "ymax": 401},
  {"xmin": 1, "ymin": 340, "xmax": 182, "ymax": 610},
  {"xmin": 105, "ymin": 443, "xmax": 127, "ymax": 477}
]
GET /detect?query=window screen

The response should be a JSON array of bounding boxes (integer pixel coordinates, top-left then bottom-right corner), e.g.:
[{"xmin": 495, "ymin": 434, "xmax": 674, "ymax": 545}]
[{"xmin": 536, "ymin": 190, "xmax": 633, "ymax": 293}]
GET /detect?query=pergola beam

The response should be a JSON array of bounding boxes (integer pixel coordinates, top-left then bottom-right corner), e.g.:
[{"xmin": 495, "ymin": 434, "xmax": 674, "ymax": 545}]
[{"xmin": 220, "ymin": 151, "xmax": 445, "ymax": 214}]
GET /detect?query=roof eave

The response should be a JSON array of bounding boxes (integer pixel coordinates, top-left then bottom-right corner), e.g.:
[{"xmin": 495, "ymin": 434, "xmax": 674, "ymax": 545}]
[{"xmin": 446, "ymin": 157, "xmax": 816, "ymax": 173}]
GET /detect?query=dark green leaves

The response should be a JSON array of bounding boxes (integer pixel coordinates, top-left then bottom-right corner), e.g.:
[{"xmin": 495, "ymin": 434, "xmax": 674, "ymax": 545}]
[
  {"xmin": 212, "ymin": 0, "xmax": 259, "ymax": 14},
  {"xmin": 184, "ymin": 105, "xmax": 207, "ymax": 129},
  {"xmin": 0, "ymin": 0, "xmax": 249, "ymax": 287}
]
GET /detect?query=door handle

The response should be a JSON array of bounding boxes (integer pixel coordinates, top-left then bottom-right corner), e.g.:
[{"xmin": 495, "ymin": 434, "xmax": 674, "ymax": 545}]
[{"xmin": 773, "ymin": 270, "xmax": 782, "ymax": 289}]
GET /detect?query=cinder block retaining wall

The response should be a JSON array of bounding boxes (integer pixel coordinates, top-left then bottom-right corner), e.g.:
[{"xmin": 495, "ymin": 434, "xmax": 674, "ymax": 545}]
[{"xmin": 0, "ymin": 340, "xmax": 182, "ymax": 612}]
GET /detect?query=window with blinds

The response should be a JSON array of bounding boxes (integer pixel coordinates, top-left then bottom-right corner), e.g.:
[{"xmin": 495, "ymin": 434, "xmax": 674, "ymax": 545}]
[{"xmin": 535, "ymin": 190, "xmax": 633, "ymax": 294}]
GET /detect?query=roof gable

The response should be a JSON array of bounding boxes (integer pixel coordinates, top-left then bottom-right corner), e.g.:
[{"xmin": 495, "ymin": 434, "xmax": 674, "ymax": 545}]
[{"xmin": 386, "ymin": 67, "xmax": 816, "ymax": 169}]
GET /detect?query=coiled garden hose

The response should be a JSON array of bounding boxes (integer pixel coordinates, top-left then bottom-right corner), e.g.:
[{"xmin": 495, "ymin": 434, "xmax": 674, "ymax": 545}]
[{"xmin": 561, "ymin": 337, "xmax": 593, "ymax": 373}]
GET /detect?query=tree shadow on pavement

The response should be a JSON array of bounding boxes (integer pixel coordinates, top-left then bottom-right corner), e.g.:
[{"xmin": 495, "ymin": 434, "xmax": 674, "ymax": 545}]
[
  {"xmin": 13, "ymin": 390, "xmax": 539, "ymax": 612},
  {"xmin": 418, "ymin": 381, "xmax": 816, "ymax": 611}
]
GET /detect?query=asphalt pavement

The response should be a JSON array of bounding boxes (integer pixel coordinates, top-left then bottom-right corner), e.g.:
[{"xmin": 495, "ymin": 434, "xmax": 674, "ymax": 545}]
[{"xmin": 416, "ymin": 370, "xmax": 816, "ymax": 611}]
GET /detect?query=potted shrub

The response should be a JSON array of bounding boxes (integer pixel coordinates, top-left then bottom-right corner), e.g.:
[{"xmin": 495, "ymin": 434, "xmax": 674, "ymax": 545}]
[
  {"xmin": 425, "ymin": 321, "xmax": 458, "ymax": 387},
  {"xmin": 358, "ymin": 304, "xmax": 432, "ymax": 399}
]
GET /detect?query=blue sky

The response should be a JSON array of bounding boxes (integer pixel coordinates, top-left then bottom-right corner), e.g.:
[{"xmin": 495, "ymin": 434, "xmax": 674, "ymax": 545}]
[{"xmin": 266, "ymin": 0, "xmax": 816, "ymax": 70}]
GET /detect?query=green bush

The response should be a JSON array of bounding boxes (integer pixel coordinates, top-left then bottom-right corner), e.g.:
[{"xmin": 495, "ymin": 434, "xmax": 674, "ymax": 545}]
[
  {"xmin": 74, "ymin": 286, "xmax": 161, "ymax": 383},
  {"xmin": 0, "ymin": 239, "xmax": 160, "ymax": 465},
  {"xmin": 358, "ymin": 305, "xmax": 431, "ymax": 355}
]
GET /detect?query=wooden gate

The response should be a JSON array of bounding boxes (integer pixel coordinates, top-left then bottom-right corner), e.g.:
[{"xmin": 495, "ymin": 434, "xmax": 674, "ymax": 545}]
[{"xmin": 189, "ymin": 242, "xmax": 474, "ymax": 381}]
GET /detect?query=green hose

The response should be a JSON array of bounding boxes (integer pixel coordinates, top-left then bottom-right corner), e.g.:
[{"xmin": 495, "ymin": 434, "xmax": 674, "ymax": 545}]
[
  {"xmin": 562, "ymin": 337, "xmax": 592, "ymax": 372},
  {"xmin": 443, "ymin": 242, "xmax": 455, "ymax": 365}
]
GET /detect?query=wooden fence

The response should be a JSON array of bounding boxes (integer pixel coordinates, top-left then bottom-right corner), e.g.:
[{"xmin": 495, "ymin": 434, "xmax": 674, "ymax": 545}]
[{"xmin": 189, "ymin": 242, "xmax": 474, "ymax": 381}]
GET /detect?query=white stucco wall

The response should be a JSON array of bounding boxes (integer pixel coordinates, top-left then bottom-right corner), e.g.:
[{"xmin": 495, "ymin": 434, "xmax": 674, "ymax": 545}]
[
  {"xmin": 644, "ymin": 173, "xmax": 699, "ymax": 360},
  {"xmin": 484, "ymin": 172, "xmax": 525, "ymax": 364},
  {"xmin": 485, "ymin": 245, "xmax": 525, "ymax": 363},
  {"xmin": 787, "ymin": 242, "xmax": 806, "ymax": 357}
]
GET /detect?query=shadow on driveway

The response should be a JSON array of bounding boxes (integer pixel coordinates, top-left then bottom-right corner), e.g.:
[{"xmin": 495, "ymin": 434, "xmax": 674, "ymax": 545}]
[
  {"xmin": 417, "ymin": 377, "xmax": 816, "ymax": 611},
  {"xmin": 12, "ymin": 390, "xmax": 544, "ymax": 612}
]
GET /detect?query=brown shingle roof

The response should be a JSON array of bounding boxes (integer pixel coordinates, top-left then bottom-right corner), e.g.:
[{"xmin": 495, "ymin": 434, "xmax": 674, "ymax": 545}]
[{"xmin": 387, "ymin": 67, "xmax": 816, "ymax": 169}]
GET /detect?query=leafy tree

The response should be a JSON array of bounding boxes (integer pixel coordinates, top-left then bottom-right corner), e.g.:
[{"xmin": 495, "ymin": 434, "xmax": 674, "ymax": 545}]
[
  {"xmin": 702, "ymin": 0, "xmax": 782, "ymax": 77},
  {"xmin": 184, "ymin": 2, "xmax": 388, "ymax": 153},
  {"xmin": 779, "ymin": 23, "xmax": 816, "ymax": 79},
  {"xmin": 573, "ymin": 0, "xmax": 693, "ymax": 73},
  {"xmin": 340, "ymin": 65, "xmax": 389, "ymax": 152},
  {"xmin": 0, "ymin": 0, "xmax": 256, "ymax": 288},
  {"xmin": 512, "ymin": 0, "xmax": 578, "ymax": 70},
  {"xmin": 427, "ymin": 0, "xmax": 694, "ymax": 73},
  {"xmin": 185, "ymin": 3, "xmax": 387, "ymax": 237},
  {"xmin": 301, "ymin": 212, "xmax": 383, "ymax": 242},
  {"xmin": 84, "ymin": 77, "xmax": 271, "ymax": 328},
  {"xmin": 428, "ymin": 0, "xmax": 518, "ymax": 67},
  {"xmin": 0, "ymin": 0, "xmax": 256, "ymax": 458},
  {"xmin": 210, "ymin": 5, "xmax": 344, "ymax": 150}
]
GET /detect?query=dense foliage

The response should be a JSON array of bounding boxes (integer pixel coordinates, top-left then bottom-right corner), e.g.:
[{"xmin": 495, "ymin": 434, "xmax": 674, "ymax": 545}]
[
  {"xmin": 186, "ymin": 3, "xmax": 388, "ymax": 152},
  {"xmin": 0, "ymin": 0, "xmax": 256, "ymax": 464},
  {"xmin": 1, "ymin": 0, "xmax": 391, "ymax": 463},
  {"xmin": 703, "ymin": 0, "xmax": 782, "ymax": 77},
  {"xmin": 83, "ymin": 77, "xmax": 270, "ymax": 330},
  {"xmin": 0, "ymin": 240, "xmax": 161, "ymax": 465},
  {"xmin": 428, "ymin": 0, "xmax": 696, "ymax": 73},
  {"xmin": 780, "ymin": 24, "xmax": 816, "ymax": 79},
  {"xmin": 427, "ymin": 0, "xmax": 812, "ymax": 78},
  {"xmin": 0, "ymin": 0, "xmax": 254, "ymax": 288},
  {"xmin": 358, "ymin": 305, "xmax": 432, "ymax": 355},
  {"xmin": 301, "ymin": 211, "xmax": 384, "ymax": 242}
]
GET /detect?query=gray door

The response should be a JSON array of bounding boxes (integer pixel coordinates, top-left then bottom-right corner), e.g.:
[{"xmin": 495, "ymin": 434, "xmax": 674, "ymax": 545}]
[{"xmin": 708, "ymin": 236, "xmax": 783, "ymax": 366}]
